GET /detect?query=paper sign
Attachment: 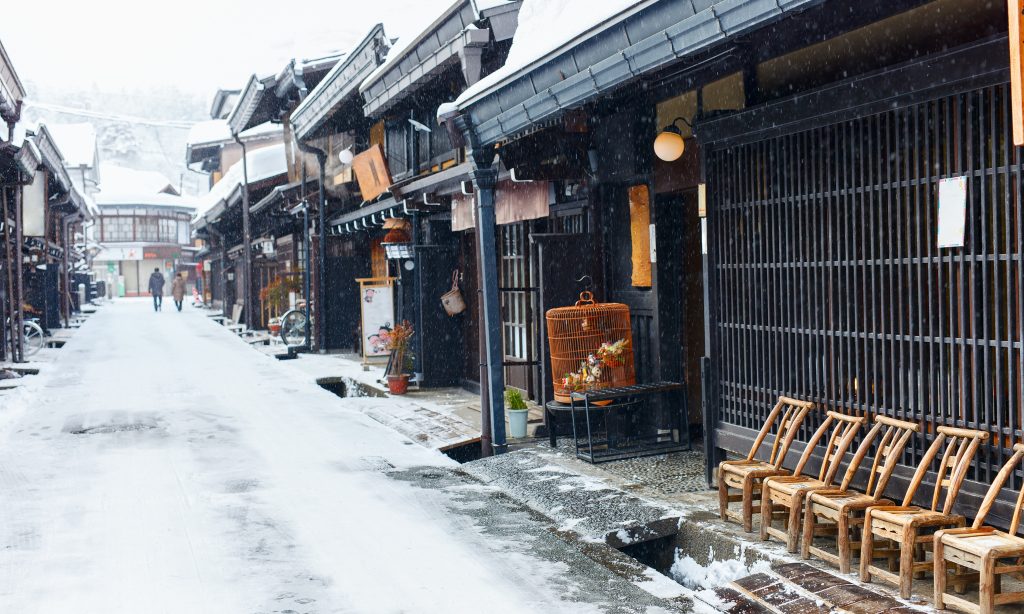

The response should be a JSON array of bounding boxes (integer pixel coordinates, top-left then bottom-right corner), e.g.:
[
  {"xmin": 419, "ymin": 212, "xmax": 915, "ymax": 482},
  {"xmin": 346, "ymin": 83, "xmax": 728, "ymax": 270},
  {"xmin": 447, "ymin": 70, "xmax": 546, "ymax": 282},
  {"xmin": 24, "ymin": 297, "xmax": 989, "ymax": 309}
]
[{"xmin": 937, "ymin": 176, "xmax": 967, "ymax": 248}]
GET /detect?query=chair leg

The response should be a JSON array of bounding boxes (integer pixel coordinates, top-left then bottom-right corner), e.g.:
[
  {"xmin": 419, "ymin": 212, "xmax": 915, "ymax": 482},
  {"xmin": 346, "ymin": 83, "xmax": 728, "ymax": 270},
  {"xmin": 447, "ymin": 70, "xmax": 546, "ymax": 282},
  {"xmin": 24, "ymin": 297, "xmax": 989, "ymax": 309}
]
[
  {"xmin": 837, "ymin": 514, "xmax": 851, "ymax": 574},
  {"xmin": 760, "ymin": 491, "xmax": 772, "ymax": 541},
  {"xmin": 786, "ymin": 493, "xmax": 802, "ymax": 553},
  {"xmin": 801, "ymin": 506, "xmax": 815, "ymax": 560},
  {"xmin": 899, "ymin": 527, "xmax": 916, "ymax": 600},
  {"xmin": 979, "ymin": 557, "xmax": 995, "ymax": 614},
  {"xmin": 718, "ymin": 471, "xmax": 728, "ymax": 521},
  {"xmin": 860, "ymin": 514, "xmax": 875, "ymax": 583},
  {"xmin": 933, "ymin": 539, "xmax": 946, "ymax": 610},
  {"xmin": 742, "ymin": 478, "xmax": 755, "ymax": 533}
]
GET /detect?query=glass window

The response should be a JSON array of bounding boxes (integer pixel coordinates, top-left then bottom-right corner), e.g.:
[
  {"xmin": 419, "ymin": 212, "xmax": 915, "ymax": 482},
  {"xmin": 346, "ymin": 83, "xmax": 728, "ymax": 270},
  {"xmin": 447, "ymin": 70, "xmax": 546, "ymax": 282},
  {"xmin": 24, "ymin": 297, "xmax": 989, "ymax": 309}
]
[
  {"xmin": 138, "ymin": 217, "xmax": 158, "ymax": 242},
  {"xmin": 159, "ymin": 218, "xmax": 175, "ymax": 242}
]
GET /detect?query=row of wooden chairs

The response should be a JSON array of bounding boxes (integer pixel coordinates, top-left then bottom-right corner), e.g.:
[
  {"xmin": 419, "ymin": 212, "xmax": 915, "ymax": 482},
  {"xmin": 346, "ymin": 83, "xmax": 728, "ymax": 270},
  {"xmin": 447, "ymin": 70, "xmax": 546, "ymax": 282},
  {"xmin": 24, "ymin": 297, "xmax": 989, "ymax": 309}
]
[{"xmin": 717, "ymin": 396, "xmax": 1024, "ymax": 613}]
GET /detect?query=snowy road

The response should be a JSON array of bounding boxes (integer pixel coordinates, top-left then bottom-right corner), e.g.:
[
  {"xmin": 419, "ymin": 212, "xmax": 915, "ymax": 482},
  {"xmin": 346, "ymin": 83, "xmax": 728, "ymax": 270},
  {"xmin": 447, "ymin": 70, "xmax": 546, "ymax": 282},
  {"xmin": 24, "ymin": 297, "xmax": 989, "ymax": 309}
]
[{"xmin": 0, "ymin": 299, "xmax": 678, "ymax": 614}]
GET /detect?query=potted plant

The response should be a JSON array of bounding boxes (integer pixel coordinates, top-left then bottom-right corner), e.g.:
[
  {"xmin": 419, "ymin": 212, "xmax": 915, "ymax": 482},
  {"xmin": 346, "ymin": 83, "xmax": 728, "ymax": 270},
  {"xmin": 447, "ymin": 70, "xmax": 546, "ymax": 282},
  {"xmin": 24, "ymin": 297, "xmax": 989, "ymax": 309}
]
[
  {"xmin": 268, "ymin": 316, "xmax": 282, "ymax": 336},
  {"xmin": 260, "ymin": 276, "xmax": 303, "ymax": 322},
  {"xmin": 382, "ymin": 320, "xmax": 415, "ymax": 394},
  {"xmin": 506, "ymin": 387, "xmax": 529, "ymax": 438}
]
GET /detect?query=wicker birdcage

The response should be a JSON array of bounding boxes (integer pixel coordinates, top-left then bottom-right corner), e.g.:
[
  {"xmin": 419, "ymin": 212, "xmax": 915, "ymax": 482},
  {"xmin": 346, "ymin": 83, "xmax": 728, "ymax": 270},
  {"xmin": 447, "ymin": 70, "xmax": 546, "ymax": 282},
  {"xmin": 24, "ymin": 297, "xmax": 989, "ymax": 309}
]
[{"xmin": 546, "ymin": 291, "xmax": 635, "ymax": 403}]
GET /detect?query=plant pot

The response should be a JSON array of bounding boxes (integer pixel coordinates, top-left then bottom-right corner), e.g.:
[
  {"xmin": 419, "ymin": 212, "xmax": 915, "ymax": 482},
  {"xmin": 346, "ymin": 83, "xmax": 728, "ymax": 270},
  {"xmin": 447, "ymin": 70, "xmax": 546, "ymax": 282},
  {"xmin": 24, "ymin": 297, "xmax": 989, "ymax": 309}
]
[
  {"xmin": 387, "ymin": 374, "xmax": 410, "ymax": 395},
  {"xmin": 509, "ymin": 408, "xmax": 529, "ymax": 438},
  {"xmin": 269, "ymin": 323, "xmax": 281, "ymax": 336}
]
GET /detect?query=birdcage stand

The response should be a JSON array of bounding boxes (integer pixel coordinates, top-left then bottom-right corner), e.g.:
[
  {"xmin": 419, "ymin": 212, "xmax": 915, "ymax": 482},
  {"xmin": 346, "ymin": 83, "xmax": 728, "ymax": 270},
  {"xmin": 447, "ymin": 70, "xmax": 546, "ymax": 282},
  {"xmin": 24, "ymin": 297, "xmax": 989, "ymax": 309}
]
[{"xmin": 569, "ymin": 382, "xmax": 689, "ymax": 463}]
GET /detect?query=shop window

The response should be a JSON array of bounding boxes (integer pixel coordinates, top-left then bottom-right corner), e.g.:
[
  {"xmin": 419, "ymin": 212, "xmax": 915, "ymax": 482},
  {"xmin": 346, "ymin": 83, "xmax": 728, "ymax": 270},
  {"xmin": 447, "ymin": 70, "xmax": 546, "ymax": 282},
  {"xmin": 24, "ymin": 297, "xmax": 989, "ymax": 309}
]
[
  {"xmin": 385, "ymin": 122, "xmax": 408, "ymax": 177},
  {"xmin": 499, "ymin": 223, "xmax": 536, "ymax": 367}
]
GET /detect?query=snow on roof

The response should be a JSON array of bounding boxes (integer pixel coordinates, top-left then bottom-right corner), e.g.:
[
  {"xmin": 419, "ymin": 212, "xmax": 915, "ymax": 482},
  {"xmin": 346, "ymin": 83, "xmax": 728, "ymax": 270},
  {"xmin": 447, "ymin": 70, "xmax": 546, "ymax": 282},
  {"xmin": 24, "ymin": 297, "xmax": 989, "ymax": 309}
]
[
  {"xmin": 45, "ymin": 123, "xmax": 98, "ymax": 169},
  {"xmin": 456, "ymin": 0, "xmax": 647, "ymax": 107},
  {"xmin": 471, "ymin": 0, "xmax": 516, "ymax": 12},
  {"xmin": 360, "ymin": 0, "xmax": 465, "ymax": 94},
  {"xmin": 186, "ymin": 119, "xmax": 283, "ymax": 148},
  {"xmin": 94, "ymin": 192, "xmax": 199, "ymax": 210},
  {"xmin": 195, "ymin": 143, "xmax": 288, "ymax": 219},
  {"xmin": 98, "ymin": 163, "xmax": 178, "ymax": 197}
]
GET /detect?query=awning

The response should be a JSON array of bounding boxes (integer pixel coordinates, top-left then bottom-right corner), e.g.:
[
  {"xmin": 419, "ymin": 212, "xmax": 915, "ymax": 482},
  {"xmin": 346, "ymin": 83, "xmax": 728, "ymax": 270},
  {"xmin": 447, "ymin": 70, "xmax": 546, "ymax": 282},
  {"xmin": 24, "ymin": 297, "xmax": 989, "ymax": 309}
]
[
  {"xmin": 251, "ymin": 179, "xmax": 312, "ymax": 215},
  {"xmin": 291, "ymin": 25, "xmax": 391, "ymax": 141},
  {"xmin": 389, "ymin": 161, "xmax": 472, "ymax": 200},
  {"xmin": 457, "ymin": 0, "xmax": 822, "ymax": 146},
  {"xmin": 326, "ymin": 196, "xmax": 406, "ymax": 234},
  {"xmin": 31, "ymin": 125, "xmax": 73, "ymax": 195},
  {"xmin": 359, "ymin": 1, "xmax": 482, "ymax": 119}
]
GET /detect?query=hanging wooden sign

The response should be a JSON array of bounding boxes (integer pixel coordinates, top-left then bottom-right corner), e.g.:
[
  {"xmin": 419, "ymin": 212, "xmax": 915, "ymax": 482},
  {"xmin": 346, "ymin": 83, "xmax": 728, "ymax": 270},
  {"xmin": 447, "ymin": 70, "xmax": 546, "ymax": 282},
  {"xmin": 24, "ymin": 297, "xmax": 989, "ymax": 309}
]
[
  {"xmin": 1011, "ymin": 0, "xmax": 1024, "ymax": 145},
  {"xmin": 352, "ymin": 144, "xmax": 392, "ymax": 202}
]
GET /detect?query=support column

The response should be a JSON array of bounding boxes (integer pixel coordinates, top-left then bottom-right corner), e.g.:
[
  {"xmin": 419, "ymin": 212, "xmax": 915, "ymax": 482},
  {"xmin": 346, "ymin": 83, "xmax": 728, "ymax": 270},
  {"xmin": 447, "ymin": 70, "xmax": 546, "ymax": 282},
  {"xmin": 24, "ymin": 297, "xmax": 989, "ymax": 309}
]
[
  {"xmin": 233, "ymin": 134, "xmax": 254, "ymax": 329},
  {"xmin": 471, "ymin": 163, "xmax": 507, "ymax": 455},
  {"xmin": 13, "ymin": 181, "xmax": 24, "ymax": 361}
]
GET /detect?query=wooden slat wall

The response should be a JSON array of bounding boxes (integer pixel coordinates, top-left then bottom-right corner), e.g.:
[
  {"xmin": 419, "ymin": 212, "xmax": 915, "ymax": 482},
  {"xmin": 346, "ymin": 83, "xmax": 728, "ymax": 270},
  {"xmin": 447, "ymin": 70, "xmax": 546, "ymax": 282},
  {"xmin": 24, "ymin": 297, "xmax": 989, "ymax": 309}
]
[{"xmin": 709, "ymin": 82, "xmax": 1024, "ymax": 496}]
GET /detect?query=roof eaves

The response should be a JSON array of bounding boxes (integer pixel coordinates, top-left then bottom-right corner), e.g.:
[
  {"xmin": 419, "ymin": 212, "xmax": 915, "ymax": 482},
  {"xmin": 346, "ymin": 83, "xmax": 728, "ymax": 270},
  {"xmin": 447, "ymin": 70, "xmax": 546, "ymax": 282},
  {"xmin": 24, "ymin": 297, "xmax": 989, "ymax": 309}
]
[
  {"xmin": 291, "ymin": 24, "xmax": 389, "ymax": 142},
  {"xmin": 464, "ymin": 0, "xmax": 821, "ymax": 145},
  {"xmin": 228, "ymin": 74, "xmax": 272, "ymax": 135}
]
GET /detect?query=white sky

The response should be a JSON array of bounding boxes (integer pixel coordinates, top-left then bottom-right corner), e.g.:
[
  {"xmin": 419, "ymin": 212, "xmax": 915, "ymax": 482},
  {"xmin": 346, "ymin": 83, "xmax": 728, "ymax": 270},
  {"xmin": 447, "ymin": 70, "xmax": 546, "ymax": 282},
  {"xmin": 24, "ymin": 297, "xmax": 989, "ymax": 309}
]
[{"xmin": 1, "ymin": 0, "xmax": 455, "ymax": 98}]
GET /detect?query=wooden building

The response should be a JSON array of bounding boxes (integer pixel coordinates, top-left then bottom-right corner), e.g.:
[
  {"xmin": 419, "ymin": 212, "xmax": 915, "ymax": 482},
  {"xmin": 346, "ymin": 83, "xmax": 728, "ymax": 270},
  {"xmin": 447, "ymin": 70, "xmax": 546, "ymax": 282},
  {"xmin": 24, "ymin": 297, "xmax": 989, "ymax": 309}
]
[{"xmin": 452, "ymin": 0, "xmax": 1024, "ymax": 519}]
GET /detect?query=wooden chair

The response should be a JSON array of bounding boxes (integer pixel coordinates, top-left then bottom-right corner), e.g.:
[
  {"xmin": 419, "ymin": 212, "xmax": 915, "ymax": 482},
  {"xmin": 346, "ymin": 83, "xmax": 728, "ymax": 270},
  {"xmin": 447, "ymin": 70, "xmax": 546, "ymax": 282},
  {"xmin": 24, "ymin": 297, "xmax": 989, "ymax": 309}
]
[
  {"xmin": 718, "ymin": 396, "xmax": 815, "ymax": 532},
  {"xmin": 801, "ymin": 415, "xmax": 920, "ymax": 573},
  {"xmin": 760, "ymin": 410, "xmax": 867, "ymax": 552},
  {"xmin": 934, "ymin": 443, "xmax": 1024, "ymax": 614},
  {"xmin": 859, "ymin": 426, "xmax": 989, "ymax": 599}
]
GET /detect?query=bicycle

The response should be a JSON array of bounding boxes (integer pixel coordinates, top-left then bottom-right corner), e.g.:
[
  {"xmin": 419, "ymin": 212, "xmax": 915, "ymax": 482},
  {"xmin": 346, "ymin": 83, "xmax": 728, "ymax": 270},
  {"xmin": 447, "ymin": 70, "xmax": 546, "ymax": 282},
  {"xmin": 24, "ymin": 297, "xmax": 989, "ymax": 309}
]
[
  {"xmin": 5, "ymin": 317, "xmax": 45, "ymax": 358},
  {"xmin": 278, "ymin": 307, "xmax": 308, "ymax": 348}
]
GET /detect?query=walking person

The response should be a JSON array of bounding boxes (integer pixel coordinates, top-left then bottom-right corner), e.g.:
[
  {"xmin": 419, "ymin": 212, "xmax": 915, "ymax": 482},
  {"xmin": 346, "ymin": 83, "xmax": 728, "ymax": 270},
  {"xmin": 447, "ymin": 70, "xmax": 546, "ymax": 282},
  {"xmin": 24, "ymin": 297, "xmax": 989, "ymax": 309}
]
[
  {"xmin": 148, "ymin": 268, "xmax": 165, "ymax": 312},
  {"xmin": 171, "ymin": 273, "xmax": 186, "ymax": 312}
]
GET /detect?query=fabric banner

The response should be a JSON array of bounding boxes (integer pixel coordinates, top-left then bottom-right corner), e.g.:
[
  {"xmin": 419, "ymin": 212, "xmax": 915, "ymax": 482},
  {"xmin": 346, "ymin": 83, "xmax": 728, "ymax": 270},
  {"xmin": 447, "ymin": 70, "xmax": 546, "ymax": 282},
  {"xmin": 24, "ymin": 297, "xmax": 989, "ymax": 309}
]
[{"xmin": 451, "ymin": 180, "xmax": 550, "ymax": 232}]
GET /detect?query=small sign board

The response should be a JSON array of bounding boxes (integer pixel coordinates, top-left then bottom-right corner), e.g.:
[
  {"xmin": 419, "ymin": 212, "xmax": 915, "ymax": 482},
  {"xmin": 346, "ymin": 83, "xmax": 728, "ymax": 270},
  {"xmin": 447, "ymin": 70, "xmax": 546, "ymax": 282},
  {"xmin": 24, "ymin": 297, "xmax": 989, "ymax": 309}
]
[
  {"xmin": 352, "ymin": 144, "xmax": 393, "ymax": 202},
  {"xmin": 937, "ymin": 176, "xmax": 968, "ymax": 248}
]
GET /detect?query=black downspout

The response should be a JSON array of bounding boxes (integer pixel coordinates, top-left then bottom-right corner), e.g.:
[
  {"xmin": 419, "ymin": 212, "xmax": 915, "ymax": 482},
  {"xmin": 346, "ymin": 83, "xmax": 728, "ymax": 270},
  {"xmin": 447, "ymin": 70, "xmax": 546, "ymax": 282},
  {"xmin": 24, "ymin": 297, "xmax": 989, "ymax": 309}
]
[
  {"xmin": 300, "ymin": 165, "xmax": 311, "ymax": 349},
  {"xmin": 295, "ymin": 139, "xmax": 328, "ymax": 352},
  {"xmin": 232, "ymin": 133, "xmax": 255, "ymax": 329},
  {"xmin": 455, "ymin": 113, "xmax": 507, "ymax": 456}
]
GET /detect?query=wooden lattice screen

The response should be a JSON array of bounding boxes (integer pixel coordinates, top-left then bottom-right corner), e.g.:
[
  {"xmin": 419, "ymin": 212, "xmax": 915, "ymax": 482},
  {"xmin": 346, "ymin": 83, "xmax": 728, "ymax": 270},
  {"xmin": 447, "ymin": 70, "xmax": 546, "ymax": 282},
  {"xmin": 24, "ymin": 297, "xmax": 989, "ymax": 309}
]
[{"xmin": 708, "ymin": 81, "xmax": 1024, "ymax": 508}]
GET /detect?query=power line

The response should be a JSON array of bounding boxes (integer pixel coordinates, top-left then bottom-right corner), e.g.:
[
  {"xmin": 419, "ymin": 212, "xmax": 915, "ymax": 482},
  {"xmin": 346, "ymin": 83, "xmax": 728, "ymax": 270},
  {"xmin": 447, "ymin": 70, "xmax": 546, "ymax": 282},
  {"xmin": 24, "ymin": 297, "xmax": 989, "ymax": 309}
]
[{"xmin": 22, "ymin": 99, "xmax": 199, "ymax": 129}]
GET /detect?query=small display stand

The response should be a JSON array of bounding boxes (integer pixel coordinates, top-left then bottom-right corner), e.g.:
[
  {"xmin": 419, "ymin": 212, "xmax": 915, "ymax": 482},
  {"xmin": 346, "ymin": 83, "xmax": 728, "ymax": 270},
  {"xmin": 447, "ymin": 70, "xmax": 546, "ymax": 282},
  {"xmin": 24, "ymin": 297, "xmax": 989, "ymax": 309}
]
[{"xmin": 569, "ymin": 381, "xmax": 690, "ymax": 463}]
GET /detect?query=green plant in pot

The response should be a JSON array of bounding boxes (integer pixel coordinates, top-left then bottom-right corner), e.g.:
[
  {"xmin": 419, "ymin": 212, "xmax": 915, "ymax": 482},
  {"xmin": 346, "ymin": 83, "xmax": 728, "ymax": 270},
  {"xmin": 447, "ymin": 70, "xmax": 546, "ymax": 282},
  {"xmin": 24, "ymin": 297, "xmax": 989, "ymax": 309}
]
[
  {"xmin": 382, "ymin": 320, "xmax": 414, "ymax": 394},
  {"xmin": 506, "ymin": 387, "xmax": 529, "ymax": 439}
]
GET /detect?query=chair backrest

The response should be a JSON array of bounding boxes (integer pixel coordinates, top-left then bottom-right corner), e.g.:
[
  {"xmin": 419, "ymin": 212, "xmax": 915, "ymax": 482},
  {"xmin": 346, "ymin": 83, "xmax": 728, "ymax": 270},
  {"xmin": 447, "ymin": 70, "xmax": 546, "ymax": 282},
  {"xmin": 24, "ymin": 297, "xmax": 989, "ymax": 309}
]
[
  {"xmin": 901, "ymin": 426, "xmax": 989, "ymax": 514},
  {"xmin": 747, "ymin": 396, "xmax": 815, "ymax": 469},
  {"xmin": 970, "ymin": 443, "xmax": 1024, "ymax": 532},
  {"xmin": 791, "ymin": 410, "xmax": 867, "ymax": 482},
  {"xmin": 838, "ymin": 415, "xmax": 920, "ymax": 498}
]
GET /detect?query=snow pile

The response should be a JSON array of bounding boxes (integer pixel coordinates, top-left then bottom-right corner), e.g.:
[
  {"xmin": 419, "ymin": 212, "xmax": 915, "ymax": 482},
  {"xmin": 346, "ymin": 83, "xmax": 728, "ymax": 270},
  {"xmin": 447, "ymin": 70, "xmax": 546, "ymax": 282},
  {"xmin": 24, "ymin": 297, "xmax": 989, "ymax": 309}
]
[
  {"xmin": 634, "ymin": 567, "xmax": 687, "ymax": 600},
  {"xmin": 669, "ymin": 548, "xmax": 772, "ymax": 590},
  {"xmin": 457, "ymin": 0, "xmax": 648, "ymax": 106}
]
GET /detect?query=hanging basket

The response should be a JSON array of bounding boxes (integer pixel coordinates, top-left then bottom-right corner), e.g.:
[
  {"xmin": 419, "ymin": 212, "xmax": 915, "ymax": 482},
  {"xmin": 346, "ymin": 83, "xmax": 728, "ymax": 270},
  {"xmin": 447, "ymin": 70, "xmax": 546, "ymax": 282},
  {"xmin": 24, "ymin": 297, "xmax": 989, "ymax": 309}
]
[{"xmin": 545, "ymin": 291, "xmax": 635, "ymax": 404}]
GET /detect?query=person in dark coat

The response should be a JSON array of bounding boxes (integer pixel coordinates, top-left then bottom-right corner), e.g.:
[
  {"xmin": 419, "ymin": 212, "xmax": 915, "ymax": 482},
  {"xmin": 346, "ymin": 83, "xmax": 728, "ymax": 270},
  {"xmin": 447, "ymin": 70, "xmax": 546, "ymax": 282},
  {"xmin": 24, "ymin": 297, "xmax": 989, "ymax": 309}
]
[{"xmin": 148, "ymin": 268, "xmax": 165, "ymax": 311}]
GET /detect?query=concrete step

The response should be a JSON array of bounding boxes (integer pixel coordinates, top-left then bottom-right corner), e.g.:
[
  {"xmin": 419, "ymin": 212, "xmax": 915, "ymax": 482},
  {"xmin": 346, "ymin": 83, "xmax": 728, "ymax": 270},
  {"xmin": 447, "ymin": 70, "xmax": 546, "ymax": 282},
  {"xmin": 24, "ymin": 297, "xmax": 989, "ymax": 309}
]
[{"xmin": 724, "ymin": 563, "xmax": 919, "ymax": 614}]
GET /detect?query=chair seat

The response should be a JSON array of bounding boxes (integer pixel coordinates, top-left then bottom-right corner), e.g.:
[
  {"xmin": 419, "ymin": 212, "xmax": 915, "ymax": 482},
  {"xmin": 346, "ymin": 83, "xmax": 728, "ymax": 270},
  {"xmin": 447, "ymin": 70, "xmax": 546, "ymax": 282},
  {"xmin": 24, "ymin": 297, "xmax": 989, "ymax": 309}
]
[
  {"xmin": 869, "ymin": 506, "xmax": 963, "ymax": 529},
  {"xmin": 720, "ymin": 459, "xmax": 788, "ymax": 479},
  {"xmin": 940, "ymin": 528, "xmax": 1024, "ymax": 558},
  {"xmin": 808, "ymin": 489, "xmax": 882, "ymax": 511},
  {"xmin": 765, "ymin": 476, "xmax": 827, "ymax": 497}
]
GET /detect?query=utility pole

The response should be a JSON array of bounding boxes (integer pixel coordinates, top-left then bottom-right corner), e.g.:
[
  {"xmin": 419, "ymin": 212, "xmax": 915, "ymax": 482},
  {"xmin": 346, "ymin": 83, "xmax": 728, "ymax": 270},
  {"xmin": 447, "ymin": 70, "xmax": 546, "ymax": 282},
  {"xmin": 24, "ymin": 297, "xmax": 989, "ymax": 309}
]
[{"xmin": 233, "ymin": 134, "xmax": 254, "ymax": 329}]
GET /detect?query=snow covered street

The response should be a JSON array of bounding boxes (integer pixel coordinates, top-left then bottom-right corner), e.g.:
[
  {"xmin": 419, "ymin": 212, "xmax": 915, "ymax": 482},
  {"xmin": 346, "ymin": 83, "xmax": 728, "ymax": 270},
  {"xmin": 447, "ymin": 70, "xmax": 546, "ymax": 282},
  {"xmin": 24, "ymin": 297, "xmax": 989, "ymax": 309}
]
[{"xmin": 0, "ymin": 299, "xmax": 679, "ymax": 614}]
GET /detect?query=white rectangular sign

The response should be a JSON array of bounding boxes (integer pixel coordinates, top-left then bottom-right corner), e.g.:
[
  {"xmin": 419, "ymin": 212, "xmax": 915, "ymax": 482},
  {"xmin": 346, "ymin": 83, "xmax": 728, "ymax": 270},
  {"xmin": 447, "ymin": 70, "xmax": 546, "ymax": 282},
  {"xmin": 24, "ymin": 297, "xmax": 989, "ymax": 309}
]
[
  {"xmin": 937, "ymin": 176, "xmax": 967, "ymax": 248},
  {"xmin": 361, "ymin": 283, "xmax": 395, "ymax": 358},
  {"xmin": 21, "ymin": 171, "xmax": 46, "ymax": 237}
]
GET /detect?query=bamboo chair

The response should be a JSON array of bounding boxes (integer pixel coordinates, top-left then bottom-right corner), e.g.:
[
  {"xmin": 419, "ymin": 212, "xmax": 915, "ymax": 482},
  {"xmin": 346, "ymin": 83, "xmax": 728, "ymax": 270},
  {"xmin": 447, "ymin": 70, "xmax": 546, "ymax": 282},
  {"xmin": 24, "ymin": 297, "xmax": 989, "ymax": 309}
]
[
  {"xmin": 934, "ymin": 443, "xmax": 1024, "ymax": 614},
  {"xmin": 760, "ymin": 411, "xmax": 867, "ymax": 552},
  {"xmin": 718, "ymin": 396, "xmax": 815, "ymax": 532},
  {"xmin": 859, "ymin": 426, "xmax": 989, "ymax": 599},
  {"xmin": 801, "ymin": 415, "xmax": 920, "ymax": 573}
]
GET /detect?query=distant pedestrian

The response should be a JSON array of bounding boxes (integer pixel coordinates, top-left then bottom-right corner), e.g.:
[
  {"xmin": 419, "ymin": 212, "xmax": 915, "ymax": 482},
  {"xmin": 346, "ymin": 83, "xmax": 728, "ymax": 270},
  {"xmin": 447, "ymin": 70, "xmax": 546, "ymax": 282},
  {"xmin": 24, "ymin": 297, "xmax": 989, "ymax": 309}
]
[
  {"xmin": 148, "ymin": 268, "xmax": 165, "ymax": 311},
  {"xmin": 171, "ymin": 273, "xmax": 186, "ymax": 312}
]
